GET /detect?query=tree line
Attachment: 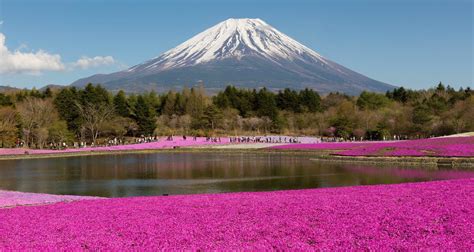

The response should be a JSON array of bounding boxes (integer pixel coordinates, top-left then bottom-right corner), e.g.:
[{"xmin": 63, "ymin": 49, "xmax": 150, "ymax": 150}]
[{"xmin": 0, "ymin": 82, "xmax": 472, "ymax": 148}]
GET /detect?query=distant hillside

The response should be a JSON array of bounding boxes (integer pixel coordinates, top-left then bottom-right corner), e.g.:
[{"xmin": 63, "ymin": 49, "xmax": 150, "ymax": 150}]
[
  {"xmin": 0, "ymin": 85, "xmax": 66, "ymax": 93},
  {"xmin": 39, "ymin": 84, "xmax": 66, "ymax": 92},
  {"xmin": 0, "ymin": 86, "xmax": 21, "ymax": 92}
]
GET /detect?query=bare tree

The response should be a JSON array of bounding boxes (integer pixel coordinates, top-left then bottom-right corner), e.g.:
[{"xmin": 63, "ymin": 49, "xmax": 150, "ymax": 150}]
[
  {"xmin": 35, "ymin": 127, "xmax": 49, "ymax": 149},
  {"xmin": 178, "ymin": 115, "xmax": 192, "ymax": 133},
  {"xmin": 0, "ymin": 107, "xmax": 18, "ymax": 147},
  {"xmin": 17, "ymin": 97, "xmax": 57, "ymax": 148},
  {"xmin": 221, "ymin": 108, "xmax": 240, "ymax": 132},
  {"xmin": 244, "ymin": 117, "xmax": 264, "ymax": 133},
  {"xmin": 261, "ymin": 116, "xmax": 272, "ymax": 134},
  {"xmin": 76, "ymin": 102, "xmax": 115, "ymax": 144}
]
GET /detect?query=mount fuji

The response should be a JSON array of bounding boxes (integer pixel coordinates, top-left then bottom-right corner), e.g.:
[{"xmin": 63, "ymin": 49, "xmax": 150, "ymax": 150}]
[{"xmin": 72, "ymin": 18, "xmax": 395, "ymax": 94}]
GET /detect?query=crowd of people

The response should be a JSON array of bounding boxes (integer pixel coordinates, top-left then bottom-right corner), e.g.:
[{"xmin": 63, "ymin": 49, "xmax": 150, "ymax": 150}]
[
  {"xmin": 12, "ymin": 134, "xmax": 409, "ymax": 150},
  {"xmin": 134, "ymin": 136, "xmax": 160, "ymax": 144},
  {"xmin": 229, "ymin": 136, "xmax": 302, "ymax": 144},
  {"xmin": 319, "ymin": 135, "xmax": 410, "ymax": 143}
]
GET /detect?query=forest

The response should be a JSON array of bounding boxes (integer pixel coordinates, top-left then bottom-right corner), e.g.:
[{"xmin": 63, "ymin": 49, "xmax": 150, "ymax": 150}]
[{"xmin": 0, "ymin": 82, "xmax": 472, "ymax": 148}]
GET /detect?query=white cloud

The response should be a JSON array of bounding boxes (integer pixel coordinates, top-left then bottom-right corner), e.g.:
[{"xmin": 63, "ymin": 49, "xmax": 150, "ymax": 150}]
[
  {"xmin": 0, "ymin": 33, "xmax": 118, "ymax": 75},
  {"xmin": 0, "ymin": 33, "xmax": 65, "ymax": 74},
  {"xmin": 73, "ymin": 56, "xmax": 116, "ymax": 69}
]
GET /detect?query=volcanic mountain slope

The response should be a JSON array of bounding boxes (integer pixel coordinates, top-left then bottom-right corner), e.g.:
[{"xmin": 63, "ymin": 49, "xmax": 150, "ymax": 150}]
[{"xmin": 72, "ymin": 18, "xmax": 395, "ymax": 94}]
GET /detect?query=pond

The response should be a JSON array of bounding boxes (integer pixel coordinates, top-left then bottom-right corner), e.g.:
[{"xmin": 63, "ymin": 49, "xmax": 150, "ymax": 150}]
[{"xmin": 0, "ymin": 152, "xmax": 472, "ymax": 197}]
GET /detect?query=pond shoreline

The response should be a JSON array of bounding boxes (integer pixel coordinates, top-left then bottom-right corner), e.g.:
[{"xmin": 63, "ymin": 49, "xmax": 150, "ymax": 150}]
[
  {"xmin": 310, "ymin": 154, "xmax": 474, "ymax": 168},
  {"xmin": 0, "ymin": 190, "xmax": 102, "ymax": 209},
  {"xmin": 1, "ymin": 147, "xmax": 473, "ymax": 168}
]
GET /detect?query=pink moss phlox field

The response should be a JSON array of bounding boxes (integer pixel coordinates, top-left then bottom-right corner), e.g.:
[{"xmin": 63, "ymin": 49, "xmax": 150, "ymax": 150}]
[
  {"xmin": 344, "ymin": 165, "xmax": 474, "ymax": 180},
  {"xmin": 271, "ymin": 137, "xmax": 474, "ymax": 157},
  {"xmin": 0, "ymin": 179, "xmax": 473, "ymax": 250},
  {"xmin": 0, "ymin": 190, "xmax": 100, "ymax": 208},
  {"xmin": 0, "ymin": 137, "xmax": 230, "ymax": 156},
  {"xmin": 271, "ymin": 142, "xmax": 368, "ymax": 150}
]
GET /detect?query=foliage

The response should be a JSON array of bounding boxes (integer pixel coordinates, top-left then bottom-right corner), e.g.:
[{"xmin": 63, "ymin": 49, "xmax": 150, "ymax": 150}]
[
  {"xmin": 0, "ymin": 107, "xmax": 18, "ymax": 147},
  {"xmin": 48, "ymin": 121, "xmax": 74, "ymax": 148},
  {"xmin": 357, "ymin": 91, "xmax": 390, "ymax": 110},
  {"xmin": 134, "ymin": 95, "xmax": 156, "ymax": 136},
  {"xmin": 0, "ymin": 82, "xmax": 472, "ymax": 147}
]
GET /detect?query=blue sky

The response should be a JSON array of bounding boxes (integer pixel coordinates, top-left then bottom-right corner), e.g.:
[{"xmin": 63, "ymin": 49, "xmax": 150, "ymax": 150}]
[{"xmin": 0, "ymin": 0, "xmax": 472, "ymax": 90}]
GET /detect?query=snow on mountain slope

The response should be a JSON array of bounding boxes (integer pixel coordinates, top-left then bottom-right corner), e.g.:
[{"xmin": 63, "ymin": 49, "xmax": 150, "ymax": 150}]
[
  {"xmin": 72, "ymin": 18, "xmax": 395, "ymax": 94},
  {"xmin": 128, "ymin": 18, "xmax": 328, "ymax": 72}
]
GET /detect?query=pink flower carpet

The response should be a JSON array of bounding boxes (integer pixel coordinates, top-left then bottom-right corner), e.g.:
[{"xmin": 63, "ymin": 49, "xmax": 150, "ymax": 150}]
[
  {"xmin": 0, "ymin": 179, "xmax": 472, "ymax": 250},
  {"xmin": 271, "ymin": 137, "xmax": 474, "ymax": 157}
]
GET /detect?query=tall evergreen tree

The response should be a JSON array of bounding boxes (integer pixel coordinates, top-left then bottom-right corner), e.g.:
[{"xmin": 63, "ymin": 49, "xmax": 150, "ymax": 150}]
[
  {"xmin": 0, "ymin": 93, "xmax": 13, "ymax": 107},
  {"xmin": 201, "ymin": 104, "xmax": 223, "ymax": 130},
  {"xmin": 162, "ymin": 91, "xmax": 177, "ymax": 116},
  {"xmin": 175, "ymin": 93, "xmax": 186, "ymax": 115},
  {"xmin": 299, "ymin": 88, "xmax": 321, "ymax": 112},
  {"xmin": 256, "ymin": 88, "xmax": 278, "ymax": 120},
  {"xmin": 134, "ymin": 95, "xmax": 156, "ymax": 135},
  {"xmin": 80, "ymin": 83, "xmax": 110, "ymax": 106},
  {"xmin": 42, "ymin": 87, "xmax": 53, "ymax": 98},
  {"xmin": 113, "ymin": 90, "xmax": 130, "ymax": 117},
  {"xmin": 276, "ymin": 88, "xmax": 300, "ymax": 112},
  {"xmin": 54, "ymin": 87, "xmax": 81, "ymax": 133}
]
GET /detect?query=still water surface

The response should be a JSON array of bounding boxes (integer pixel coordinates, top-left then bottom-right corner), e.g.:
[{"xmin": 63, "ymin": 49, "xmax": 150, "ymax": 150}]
[{"xmin": 0, "ymin": 152, "xmax": 472, "ymax": 197}]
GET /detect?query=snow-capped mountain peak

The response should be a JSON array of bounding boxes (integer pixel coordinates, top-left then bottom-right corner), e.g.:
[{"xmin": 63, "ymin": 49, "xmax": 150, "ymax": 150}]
[
  {"xmin": 72, "ymin": 18, "xmax": 395, "ymax": 95},
  {"xmin": 127, "ymin": 18, "xmax": 327, "ymax": 72}
]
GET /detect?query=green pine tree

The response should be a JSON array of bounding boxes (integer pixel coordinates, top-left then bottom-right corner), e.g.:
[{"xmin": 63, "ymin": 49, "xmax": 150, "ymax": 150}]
[{"xmin": 134, "ymin": 95, "xmax": 156, "ymax": 135}]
